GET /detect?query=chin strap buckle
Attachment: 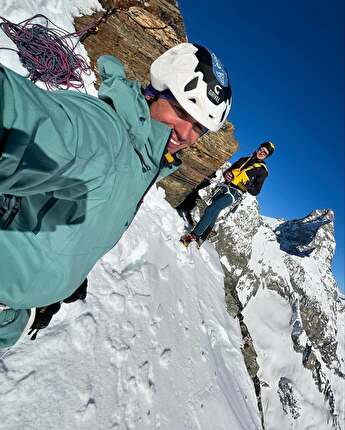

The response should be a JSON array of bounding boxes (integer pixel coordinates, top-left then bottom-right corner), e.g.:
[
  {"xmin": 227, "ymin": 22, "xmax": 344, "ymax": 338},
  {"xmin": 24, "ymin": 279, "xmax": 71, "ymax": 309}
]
[
  {"xmin": 164, "ymin": 152, "xmax": 175, "ymax": 165},
  {"xmin": 162, "ymin": 152, "xmax": 182, "ymax": 169}
]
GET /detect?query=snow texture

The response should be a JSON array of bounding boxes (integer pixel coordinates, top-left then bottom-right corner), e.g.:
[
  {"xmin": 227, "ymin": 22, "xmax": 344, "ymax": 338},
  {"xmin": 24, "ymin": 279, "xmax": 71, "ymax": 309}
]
[{"xmin": 0, "ymin": 187, "xmax": 261, "ymax": 429}]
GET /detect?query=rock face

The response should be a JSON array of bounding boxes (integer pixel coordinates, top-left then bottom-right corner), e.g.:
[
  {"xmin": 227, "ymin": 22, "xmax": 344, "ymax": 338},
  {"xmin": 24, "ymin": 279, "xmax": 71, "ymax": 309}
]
[
  {"xmin": 75, "ymin": 0, "xmax": 238, "ymax": 207},
  {"xmin": 208, "ymin": 191, "xmax": 345, "ymax": 430},
  {"xmin": 76, "ymin": 0, "xmax": 186, "ymax": 82}
]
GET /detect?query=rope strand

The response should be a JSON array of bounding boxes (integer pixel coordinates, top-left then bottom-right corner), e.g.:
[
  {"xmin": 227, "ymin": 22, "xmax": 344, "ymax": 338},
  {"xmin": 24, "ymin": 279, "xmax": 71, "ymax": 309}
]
[{"xmin": 0, "ymin": 12, "xmax": 115, "ymax": 90}]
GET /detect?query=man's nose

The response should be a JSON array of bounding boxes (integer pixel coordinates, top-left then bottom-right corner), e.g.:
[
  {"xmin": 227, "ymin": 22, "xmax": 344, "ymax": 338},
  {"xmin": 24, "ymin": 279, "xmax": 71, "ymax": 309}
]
[{"xmin": 175, "ymin": 120, "xmax": 194, "ymax": 143}]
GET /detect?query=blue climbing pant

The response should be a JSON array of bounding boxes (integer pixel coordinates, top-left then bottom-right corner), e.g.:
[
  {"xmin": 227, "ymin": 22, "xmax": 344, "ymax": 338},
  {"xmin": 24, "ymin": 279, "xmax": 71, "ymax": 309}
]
[{"xmin": 193, "ymin": 186, "xmax": 243, "ymax": 238}]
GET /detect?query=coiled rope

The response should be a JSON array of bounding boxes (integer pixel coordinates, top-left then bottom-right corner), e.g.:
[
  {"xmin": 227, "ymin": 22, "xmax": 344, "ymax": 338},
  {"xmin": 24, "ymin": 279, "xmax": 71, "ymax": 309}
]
[{"xmin": 0, "ymin": 10, "xmax": 115, "ymax": 90}]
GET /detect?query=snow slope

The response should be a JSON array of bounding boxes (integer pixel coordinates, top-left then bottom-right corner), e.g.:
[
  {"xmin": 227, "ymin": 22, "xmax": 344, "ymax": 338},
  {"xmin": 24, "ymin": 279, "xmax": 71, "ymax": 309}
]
[
  {"xmin": 0, "ymin": 188, "xmax": 261, "ymax": 430},
  {"xmin": 0, "ymin": 2, "xmax": 261, "ymax": 428}
]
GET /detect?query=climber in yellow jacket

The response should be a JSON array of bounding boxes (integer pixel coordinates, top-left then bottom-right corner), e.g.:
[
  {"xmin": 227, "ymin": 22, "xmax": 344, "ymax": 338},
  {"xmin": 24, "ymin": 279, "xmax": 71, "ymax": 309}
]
[{"xmin": 180, "ymin": 141, "xmax": 275, "ymax": 246}]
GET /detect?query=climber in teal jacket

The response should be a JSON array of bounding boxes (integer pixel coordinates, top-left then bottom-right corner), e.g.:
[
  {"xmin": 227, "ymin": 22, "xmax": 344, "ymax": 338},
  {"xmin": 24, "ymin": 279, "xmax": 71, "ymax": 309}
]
[{"xmin": 0, "ymin": 43, "xmax": 232, "ymax": 348}]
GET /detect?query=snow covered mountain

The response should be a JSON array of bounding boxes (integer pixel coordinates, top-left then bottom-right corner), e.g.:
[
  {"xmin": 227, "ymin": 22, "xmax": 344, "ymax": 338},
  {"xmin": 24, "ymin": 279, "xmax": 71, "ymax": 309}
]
[
  {"xmin": 0, "ymin": 1, "xmax": 343, "ymax": 430},
  {"xmin": 211, "ymin": 194, "xmax": 345, "ymax": 430}
]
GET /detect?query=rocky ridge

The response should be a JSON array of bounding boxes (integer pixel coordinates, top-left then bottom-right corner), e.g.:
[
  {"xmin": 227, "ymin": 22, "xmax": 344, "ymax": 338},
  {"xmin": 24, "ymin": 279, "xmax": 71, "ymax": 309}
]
[{"xmin": 206, "ymin": 192, "xmax": 345, "ymax": 429}]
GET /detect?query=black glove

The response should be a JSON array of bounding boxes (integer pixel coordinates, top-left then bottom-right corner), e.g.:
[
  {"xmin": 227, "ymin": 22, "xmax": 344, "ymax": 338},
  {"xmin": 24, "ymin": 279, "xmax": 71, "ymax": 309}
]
[{"xmin": 28, "ymin": 302, "xmax": 61, "ymax": 340}]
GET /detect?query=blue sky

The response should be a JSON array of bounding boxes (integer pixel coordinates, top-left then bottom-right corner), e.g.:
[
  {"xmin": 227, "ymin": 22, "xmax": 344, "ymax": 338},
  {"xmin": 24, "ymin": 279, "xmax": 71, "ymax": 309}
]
[{"xmin": 179, "ymin": 0, "xmax": 344, "ymax": 291}]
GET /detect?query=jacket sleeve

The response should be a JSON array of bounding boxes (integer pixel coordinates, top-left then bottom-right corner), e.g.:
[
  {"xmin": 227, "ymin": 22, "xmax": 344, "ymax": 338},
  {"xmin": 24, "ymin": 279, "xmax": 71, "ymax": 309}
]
[
  {"xmin": 0, "ymin": 65, "xmax": 113, "ymax": 199},
  {"xmin": 246, "ymin": 167, "xmax": 268, "ymax": 196}
]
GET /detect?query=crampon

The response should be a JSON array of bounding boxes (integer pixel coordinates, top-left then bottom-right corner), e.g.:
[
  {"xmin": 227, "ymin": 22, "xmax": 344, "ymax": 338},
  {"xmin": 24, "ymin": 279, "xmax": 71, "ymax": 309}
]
[{"xmin": 179, "ymin": 233, "xmax": 201, "ymax": 248}]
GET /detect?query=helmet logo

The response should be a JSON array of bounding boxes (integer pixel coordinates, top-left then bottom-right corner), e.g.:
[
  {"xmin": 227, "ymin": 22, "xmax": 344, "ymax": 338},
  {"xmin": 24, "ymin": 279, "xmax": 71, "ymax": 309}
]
[
  {"xmin": 214, "ymin": 85, "xmax": 222, "ymax": 95},
  {"xmin": 208, "ymin": 87, "xmax": 221, "ymax": 104},
  {"xmin": 211, "ymin": 52, "xmax": 228, "ymax": 87}
]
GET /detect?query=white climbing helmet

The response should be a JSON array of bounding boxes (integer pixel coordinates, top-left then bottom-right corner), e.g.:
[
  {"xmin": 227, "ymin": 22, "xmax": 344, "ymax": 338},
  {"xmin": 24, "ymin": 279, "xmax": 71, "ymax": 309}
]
[{"xmin": 150, "ymin": 43, "xmax": 232, "ymax": 132}]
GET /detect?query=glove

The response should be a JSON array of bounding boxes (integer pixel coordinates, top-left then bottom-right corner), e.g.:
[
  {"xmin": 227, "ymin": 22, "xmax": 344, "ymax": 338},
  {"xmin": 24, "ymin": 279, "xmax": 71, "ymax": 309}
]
[
  {"xmin": 223, "ymin": 171, "xmax": 233, "ymax": 183},
  {"xmin": 27, "ymin": 302, "xmax": 61, "ymax": 340}
]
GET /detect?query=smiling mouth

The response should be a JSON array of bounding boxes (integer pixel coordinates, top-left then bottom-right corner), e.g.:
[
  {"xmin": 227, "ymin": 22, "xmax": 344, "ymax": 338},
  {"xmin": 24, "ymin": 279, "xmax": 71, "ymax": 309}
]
[{"xmin": 168, "ymin": 137, "xmax": 183, "ymax": 148}]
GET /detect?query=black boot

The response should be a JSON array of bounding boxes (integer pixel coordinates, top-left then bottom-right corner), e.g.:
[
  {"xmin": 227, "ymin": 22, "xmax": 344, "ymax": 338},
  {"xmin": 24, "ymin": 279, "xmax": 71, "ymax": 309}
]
[
  {"xmin": 177, "ymin": 208, "xmax": 194, "ymax": 228},
  {"xmin": 63, "ymin": 278, "xmax": 88, "ymax": 304}
]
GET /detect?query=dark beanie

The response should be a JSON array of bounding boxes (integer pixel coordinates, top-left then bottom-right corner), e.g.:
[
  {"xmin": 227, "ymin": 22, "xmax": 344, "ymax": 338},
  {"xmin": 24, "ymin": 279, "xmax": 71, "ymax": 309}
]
[{"xmin": 259, "ymin": 141, "xmax": 275, "ymax": 156}]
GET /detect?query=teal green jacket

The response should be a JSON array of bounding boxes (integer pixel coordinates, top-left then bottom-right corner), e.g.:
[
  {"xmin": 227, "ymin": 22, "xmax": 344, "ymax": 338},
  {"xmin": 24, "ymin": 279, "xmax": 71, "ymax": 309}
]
[{"xmin": 0, "ymin": 56, "xmax": 178, "ymax": 346}]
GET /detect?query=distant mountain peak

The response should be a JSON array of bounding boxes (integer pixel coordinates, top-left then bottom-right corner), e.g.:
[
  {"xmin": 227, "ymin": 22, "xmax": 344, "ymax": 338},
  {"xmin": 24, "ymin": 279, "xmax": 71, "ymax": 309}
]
[{"xmin": 211, "ymin": 189, "xmax": 344, "ymax": 429}]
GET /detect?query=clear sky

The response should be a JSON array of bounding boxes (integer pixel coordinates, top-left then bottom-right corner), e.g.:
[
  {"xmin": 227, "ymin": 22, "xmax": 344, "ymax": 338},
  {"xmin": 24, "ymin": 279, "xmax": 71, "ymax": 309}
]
[{"xmin": 179, "ymin": 0, "xmax": 344, "ymax": 291}]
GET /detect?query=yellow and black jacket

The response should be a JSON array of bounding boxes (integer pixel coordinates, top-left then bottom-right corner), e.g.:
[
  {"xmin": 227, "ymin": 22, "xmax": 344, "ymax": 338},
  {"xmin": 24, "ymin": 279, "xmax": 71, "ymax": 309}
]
[{"xmin": 223, "ymin": 156, "xmax": 268, "ymax": 196}]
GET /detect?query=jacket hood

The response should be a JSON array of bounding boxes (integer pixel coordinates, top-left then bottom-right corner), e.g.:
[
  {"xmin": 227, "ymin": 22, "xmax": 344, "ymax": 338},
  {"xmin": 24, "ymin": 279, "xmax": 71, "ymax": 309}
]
[{"xmin": 97, "ymin": 55, "xmax": 171, "ymax": 170}]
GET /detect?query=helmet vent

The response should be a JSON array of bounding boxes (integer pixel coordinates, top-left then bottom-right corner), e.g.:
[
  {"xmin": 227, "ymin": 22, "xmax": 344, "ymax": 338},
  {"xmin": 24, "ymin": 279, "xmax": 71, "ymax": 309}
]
[
  {"xmin": 184, "ymin": 77, "xmax": 198, "ymax": 92},
  {"xmin": 209, "ymin": 114, "xmax": 214, "ymax": 119},
  {"xmin": 220, "ymin": 108, "xmax": 227, "ymax": 123},
  {"xmin": 188, "ymin": 98, "xmax": 197, "ymax": 104}
]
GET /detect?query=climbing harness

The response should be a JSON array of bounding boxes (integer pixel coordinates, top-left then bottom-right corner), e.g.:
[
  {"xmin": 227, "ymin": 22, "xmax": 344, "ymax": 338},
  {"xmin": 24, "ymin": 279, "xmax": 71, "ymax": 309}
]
[{"xmin": 218, "ymin": 192, "xmax": 244, "ymax": 219}]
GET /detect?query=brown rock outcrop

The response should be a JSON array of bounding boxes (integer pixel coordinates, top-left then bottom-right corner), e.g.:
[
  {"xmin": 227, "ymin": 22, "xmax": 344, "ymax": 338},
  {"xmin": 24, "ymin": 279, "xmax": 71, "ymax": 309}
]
[{"xmin": 75, "ymin": 0, "xmax": 238, "ymax": 207}]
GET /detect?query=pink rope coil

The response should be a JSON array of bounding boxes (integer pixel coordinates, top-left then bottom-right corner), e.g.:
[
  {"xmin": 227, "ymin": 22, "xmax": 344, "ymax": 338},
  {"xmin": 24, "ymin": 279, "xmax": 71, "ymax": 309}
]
[{"xmin": 0, "ymin": 14, "xmax": 102, "ymax": 90}]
